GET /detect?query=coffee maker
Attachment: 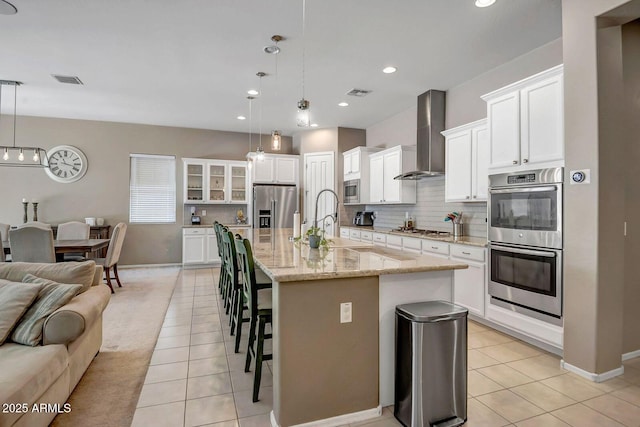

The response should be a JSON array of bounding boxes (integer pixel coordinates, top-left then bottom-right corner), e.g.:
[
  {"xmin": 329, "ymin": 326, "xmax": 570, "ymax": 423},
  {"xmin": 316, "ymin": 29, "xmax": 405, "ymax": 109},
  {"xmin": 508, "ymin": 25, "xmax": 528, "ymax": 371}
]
[
  {"xmin": 190, "ymin": 207, "xmax": 201, "ymax": 225},
  {"xmin": 353, "ymin": 211, "xmax": 375, "ymax": 226}
]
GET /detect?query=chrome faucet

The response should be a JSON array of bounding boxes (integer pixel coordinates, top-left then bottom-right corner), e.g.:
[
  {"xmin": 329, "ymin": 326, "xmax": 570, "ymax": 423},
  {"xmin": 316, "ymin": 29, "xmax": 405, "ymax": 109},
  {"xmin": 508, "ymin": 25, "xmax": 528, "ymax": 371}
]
[{"xmin": 313, "ymin": 189, "xmax": 339, "ymax": 231}]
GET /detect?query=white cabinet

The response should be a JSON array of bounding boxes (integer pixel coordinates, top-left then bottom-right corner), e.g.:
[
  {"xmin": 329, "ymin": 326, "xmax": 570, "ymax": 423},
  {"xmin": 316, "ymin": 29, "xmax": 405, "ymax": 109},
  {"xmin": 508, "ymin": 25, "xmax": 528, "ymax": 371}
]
[
  {"xmin": 450, "ymin": 245, "xmax": 486, "ymax": 317},
  {"xmin": 182, "ymin": 228, "xmax": 207, "ymax": 265},
  {"xmin": 340, "ymin": 227, "xmax": 350, "ymax": 239},
  {"xmin": 369, "ymin": 146, "xmax": 417, "ymax": 204},
  {"xmin": 443, "ymin": 119, "xmax": 488, "ymax": 202},
  {"xmin": 183, "ymin": 159, "xmax": 247, "ymax": 204},
  {"xmin": 372, "ymin": 232, "xmax": 386, "ymax": 246},
  {"xmin": 206, "ymin": 228, "xmax": 220, "ymax": 264},
  {"xmin": 360, "ymin": 230, "xmax": 373, "ymax": 241},
  {"xmin": 422, "ymin": 241, "xmax": 450, "ymax": 259},
  {"xmin": 349, "ymin": 229, "xmax": 361, "ymax": 241},
  {"xmin": 482, "ymin": 65, "xmax": 564, "ymax": 173},
  {"xmin": 402, "ymin": 237, "xmax": 422, "ymax": 254},
  {"xmin": 343, "ymin": 150, "xmax": 361, "ymax": 180},
  {"xmin": 385, "ymin": 234, "xmax": 402, "ymax": 250},
  {"xmin": 249, "ymin": 153, "xmax": 299, "ymax": 185}
]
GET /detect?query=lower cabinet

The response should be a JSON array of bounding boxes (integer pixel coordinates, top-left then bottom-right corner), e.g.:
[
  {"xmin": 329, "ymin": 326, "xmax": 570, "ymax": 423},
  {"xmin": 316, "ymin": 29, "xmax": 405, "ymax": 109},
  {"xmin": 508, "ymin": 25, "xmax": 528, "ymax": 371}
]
[{"xmin": 183, "ymin": 228, "xmax": 221, "ymax": 266}]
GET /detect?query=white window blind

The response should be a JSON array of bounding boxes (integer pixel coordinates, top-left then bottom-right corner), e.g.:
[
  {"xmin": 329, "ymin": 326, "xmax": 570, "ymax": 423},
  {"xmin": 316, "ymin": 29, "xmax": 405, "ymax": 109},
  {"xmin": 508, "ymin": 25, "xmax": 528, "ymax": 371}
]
[{"xmin": 129, "ymin": 154, "xmax": 176, "ymax": 223}]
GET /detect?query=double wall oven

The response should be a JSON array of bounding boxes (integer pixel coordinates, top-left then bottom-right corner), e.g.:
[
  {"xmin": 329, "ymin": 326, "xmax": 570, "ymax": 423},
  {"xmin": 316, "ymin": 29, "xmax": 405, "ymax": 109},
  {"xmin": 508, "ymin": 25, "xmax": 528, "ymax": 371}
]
[{"xmin": 488, "ymin": 168, "xmax": 563, "ymax": 325}]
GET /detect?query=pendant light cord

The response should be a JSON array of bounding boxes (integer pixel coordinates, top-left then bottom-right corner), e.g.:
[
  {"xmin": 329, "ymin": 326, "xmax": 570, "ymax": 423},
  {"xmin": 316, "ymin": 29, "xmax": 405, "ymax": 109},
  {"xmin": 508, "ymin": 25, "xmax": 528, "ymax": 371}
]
[
  {"xmin": 258, "ymin": 74, "xmax": 263, "ymax": 150},
  {"xmin": 12, "ymin": 83, "xmax": 17, "ymax": 148},
  {"xmin": 301, "ymin": 0, "xmax": 306, "ymax": 100},
  {"xmin": 248, "ymin": 97, "xmax": 253, "ymax": 152}
]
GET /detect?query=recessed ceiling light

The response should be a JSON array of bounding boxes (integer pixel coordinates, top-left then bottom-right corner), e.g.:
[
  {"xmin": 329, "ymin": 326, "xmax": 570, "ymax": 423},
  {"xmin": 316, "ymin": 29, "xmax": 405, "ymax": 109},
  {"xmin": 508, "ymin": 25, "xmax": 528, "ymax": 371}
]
[
  {"xmin": 382, "ymin": 66, "xmax": 397, "ymax": 74},
  {"xmin": 338, "ymin": 102, "xmax": 349, "ymax": 107},
  {"xmin": 247, "ymin": 89, "xmax": 259, "ymax": 96},
  {"xmin": 475, "ymin": 0, "xmax": 496, "ymax": 7},
  {"xmin": 237, "ymin": 115, "xmax": 246, "ymax": 120},
  {"xmin": 310, "ymin": 123, "xmax": 319, "ymax": 128}
]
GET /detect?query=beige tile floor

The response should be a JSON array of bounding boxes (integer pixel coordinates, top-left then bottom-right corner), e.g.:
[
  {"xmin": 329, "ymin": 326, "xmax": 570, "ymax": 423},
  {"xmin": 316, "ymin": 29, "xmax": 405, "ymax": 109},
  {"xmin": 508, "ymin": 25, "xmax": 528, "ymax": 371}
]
[{"xmin": 132, "ymin": 268, "xmax": 640, "ymax": 427}]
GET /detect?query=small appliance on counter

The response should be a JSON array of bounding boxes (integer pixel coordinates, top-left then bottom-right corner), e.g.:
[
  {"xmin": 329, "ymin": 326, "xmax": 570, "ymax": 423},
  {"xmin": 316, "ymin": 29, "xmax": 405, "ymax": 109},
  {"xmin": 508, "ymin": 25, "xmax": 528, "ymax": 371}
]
[
  {"xmin": 190, "ymin": 206, "xmax": 201, "ymax": 225},
  {"xmin": 353, "ymin": 211, "xmax": 375, "ymax": 226}
]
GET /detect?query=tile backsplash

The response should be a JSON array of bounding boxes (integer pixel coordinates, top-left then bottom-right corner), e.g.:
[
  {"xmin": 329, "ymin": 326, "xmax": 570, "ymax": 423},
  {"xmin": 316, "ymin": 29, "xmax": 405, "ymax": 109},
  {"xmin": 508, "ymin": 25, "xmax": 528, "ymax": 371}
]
[{"xmin": 365, "ymin": 176, "xmax": 488, "ymax": 238}]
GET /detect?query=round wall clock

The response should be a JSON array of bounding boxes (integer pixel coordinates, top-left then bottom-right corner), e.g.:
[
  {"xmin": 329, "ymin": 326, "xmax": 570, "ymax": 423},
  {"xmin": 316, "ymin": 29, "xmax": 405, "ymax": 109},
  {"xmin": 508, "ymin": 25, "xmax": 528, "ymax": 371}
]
[{"xmin": 45, "ymin": 145, "xmax": 88, "ymax": 183}]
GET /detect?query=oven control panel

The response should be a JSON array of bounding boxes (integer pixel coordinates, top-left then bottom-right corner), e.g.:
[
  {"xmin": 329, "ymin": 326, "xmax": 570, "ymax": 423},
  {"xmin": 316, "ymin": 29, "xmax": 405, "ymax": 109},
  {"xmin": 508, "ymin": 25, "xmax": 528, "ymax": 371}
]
[{"xmin": 507, "ymin": 173, "xmax": 536, "ymax": 184}]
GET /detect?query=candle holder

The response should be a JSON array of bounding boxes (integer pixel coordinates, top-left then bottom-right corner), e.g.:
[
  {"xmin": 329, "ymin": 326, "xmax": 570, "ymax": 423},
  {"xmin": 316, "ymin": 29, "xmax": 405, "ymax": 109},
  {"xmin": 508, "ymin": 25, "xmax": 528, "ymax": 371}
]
[
  {"xmin": 22, "ymin": 202, "xmax": 28, "ymax": 223},
  {"xmin": 32, "ymin": 202, "xmax": 38, "ymax": 222}
]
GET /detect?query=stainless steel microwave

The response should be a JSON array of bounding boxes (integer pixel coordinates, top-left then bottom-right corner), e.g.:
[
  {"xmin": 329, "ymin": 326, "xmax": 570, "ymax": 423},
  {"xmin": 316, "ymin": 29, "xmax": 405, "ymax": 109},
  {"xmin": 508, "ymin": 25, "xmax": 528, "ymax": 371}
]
[{"xmin": 344, "ymin": 179, "xmax": 360, "ymax": 204}]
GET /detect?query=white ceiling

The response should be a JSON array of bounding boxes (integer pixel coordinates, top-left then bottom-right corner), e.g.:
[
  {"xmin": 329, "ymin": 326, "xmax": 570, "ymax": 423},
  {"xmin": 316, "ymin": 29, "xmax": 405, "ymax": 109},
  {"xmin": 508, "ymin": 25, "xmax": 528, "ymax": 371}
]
[{"xmin": 0, "ymin": 0, "xmax": 562, "ymax": 137}]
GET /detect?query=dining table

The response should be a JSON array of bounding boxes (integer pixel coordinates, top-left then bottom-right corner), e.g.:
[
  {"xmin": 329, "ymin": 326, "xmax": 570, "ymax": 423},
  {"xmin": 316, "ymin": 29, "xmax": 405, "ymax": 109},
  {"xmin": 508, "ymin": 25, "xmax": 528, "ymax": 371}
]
[{"xmin": 2, "ymin": 239, "xmax": 110, "ymax": 262}]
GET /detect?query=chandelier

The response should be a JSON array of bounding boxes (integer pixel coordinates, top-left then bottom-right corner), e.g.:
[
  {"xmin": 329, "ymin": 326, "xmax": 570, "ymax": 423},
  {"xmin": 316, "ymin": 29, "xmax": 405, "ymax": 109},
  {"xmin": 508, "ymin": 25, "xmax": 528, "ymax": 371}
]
[{"xmin": 0, "ymin": 81, "xmax": 49, "ymax": 168}]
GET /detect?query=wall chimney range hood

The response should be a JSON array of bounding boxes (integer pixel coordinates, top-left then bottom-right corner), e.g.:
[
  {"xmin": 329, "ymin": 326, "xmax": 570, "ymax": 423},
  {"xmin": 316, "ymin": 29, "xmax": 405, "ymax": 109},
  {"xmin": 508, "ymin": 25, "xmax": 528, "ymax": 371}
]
[{"xmin": 394, "ymin": 89, "xmax": 446, "ymax": 180}]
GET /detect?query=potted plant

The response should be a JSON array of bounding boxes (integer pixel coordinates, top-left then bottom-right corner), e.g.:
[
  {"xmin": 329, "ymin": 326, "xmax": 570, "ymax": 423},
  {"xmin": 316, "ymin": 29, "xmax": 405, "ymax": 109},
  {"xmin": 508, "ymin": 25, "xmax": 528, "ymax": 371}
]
[{"xmin": 305, "ymin": 226, "xmax": 329, "ymax": 249}]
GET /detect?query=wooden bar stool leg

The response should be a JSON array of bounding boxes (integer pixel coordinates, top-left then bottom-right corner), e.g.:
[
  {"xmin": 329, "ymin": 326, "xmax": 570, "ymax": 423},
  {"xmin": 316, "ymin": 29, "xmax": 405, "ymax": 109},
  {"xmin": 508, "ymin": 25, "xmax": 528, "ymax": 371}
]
[
  {"xmin": 253, "ymin": 315, "xmax": 267, "ymax": 402},
  {"xmin": 245, "ymin": 314, "xmax": 257, "ymax": 372}
]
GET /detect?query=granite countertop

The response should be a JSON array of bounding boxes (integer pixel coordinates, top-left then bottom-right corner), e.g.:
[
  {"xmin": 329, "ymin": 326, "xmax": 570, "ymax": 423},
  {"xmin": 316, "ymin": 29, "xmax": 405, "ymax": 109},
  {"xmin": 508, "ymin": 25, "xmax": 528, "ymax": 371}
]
[
  {"xmin": 182, "ymin": 224, "xmax": 251, "ymax": 228},
  {"xmin": 340, "ymin": 225, "xmax": 488, "ymax": 248},
  {"xmin": 246, "ymin": 229, "xmax": 467, "ymax": 282}
]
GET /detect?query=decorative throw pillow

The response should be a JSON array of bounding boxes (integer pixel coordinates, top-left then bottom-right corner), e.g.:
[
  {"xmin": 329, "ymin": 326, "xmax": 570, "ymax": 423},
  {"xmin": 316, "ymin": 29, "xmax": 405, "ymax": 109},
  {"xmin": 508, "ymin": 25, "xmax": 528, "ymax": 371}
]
[
  {"xmin": 0, "ymin": 261, "xmax": 95, "ymax": 294},
  {"xmin": 12, "ymin": 275, "xmax": 83, "ymax": 346},
  {"xmin": 0, "ymin": 281, "xmax": 43, "ymax": 345}
]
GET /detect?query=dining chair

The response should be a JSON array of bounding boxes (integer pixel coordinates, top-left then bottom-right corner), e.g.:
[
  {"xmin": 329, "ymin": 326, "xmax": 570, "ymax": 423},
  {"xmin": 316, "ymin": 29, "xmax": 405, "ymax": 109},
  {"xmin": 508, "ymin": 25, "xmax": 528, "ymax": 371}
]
[
  {"xmin": 214, "ymin": 222, "xmax": 226, "ymax": 295},
  {"xmin": 57, "ymin": 221, "xmax": 91, "ymax": 261},
  {"xmin": 236, "ymin": 237, "xmax": 273, "ymax": 402},
  {"xmin": 95, "ymin": 222, "xmax": 127, "ymax": 293},
  {"xmin": 17, "ymin": 221, "xmax": 52, "ymax": 230},
  {"xmin": 9, "ymin": 226, "xmax": 56, "ymax": 263}
]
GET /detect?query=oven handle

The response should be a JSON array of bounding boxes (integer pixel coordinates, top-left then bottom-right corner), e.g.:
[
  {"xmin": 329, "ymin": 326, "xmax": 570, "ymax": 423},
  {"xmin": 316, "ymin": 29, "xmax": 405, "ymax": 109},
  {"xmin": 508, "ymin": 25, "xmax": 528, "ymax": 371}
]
[
  {"xmin": 489, "ymin": 244, "xmax": 557, "ymax": 258},
  {"xmin": 489, "ymin": 185, "xmax": 557, "ymax": 194}
]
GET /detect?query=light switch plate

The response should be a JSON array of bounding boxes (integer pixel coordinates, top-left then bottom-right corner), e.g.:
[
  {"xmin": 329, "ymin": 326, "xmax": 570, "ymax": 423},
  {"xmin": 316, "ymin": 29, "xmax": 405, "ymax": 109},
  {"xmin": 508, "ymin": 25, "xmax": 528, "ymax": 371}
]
[
  {"xmin": 202, "ymin": 209, "xmax": 207, "ymax": 216},
  {"xmin": 340, "ymin": 302, "xmax": 352, "ymax": 323}
]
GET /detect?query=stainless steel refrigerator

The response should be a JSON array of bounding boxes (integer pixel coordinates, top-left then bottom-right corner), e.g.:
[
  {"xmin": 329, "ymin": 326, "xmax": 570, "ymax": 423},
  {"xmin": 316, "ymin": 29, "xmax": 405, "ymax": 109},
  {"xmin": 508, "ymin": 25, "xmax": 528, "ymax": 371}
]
[{"xmin": 253, "ymin": 184, "xmax": 298, "ymax": 229}]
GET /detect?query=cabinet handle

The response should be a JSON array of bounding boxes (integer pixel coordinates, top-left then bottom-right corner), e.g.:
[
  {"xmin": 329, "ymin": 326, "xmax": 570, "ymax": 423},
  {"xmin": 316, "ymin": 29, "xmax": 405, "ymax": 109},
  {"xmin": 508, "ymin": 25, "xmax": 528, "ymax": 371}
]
[
  {"xmin": 465, "ymin": 196, "xmax": 470, "ymax": 199},
  {"xmin": 473, "ymin": 195, "xmax": 477, "ymax": 199},
  {"xmin": 462, "ymin": 251, "xmax": 471, "ymax": 255},
  {"xmin": 431, "ymin": 246, "xmax": 438, "ymax": 249},
  {"xmin": 512, "ymin": 160, "xmax": 518, "ymax": 165},
  {"xmin": 523, "ymin": 158, "xmax": 529, "ymax": 163}
]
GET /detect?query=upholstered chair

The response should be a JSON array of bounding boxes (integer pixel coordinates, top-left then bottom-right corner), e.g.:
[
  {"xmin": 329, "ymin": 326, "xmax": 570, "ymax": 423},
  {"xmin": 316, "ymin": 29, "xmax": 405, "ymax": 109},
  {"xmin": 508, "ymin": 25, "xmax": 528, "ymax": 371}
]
[
  {"xmin": 17, "ymin": 221, "xmax": 52, "ymax": 230},
  {"xmin": 0, "ymin": 223, "xmax": 9, "ymax": 262},
  {"xmin": 57, "ymin": 221, "xmax": 91, "ymax": 261},
  {"xmin": 95, "ymin": 222, "xmax": 127, "ymax": 293},
  {"xmin": 9, "ymin": 226, "xmax": 56, "ymax": 263}
]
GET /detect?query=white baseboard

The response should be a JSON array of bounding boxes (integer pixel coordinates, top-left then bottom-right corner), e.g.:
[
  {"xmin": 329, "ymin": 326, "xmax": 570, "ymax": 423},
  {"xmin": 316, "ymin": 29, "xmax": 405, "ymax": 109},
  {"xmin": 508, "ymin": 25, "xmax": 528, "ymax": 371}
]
[
  {"xmin": 622, "ymin": 349, "xmax": 640, "ymax": 361},
  {"xmin": 270, "ymin": 406, "xmax": 382, "ymax": 427},
  {"xmin": 118, "ymin": 263, "xmax": 182, "ymax": 269},
  {"xmin": 561, "ymin": 360, "xmax": 624, "ymax": 382}
]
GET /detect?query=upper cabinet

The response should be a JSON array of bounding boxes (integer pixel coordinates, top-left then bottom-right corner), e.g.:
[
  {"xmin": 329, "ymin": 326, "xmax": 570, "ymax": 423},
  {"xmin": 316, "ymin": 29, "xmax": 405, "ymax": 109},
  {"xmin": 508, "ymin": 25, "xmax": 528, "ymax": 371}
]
[
  {"xmin": 443, "ymin": 119, "xmax": 488, "ymax": 202},
  {"xmin": 368, "ymin": 146, "xmax": 417, "ymax": 204},
  {"xmin": 343, "ymin": 148, "xmax": 362, "ymax": 180},
  {"xmin": 183, "ymin": 158, "xmax": 247, "ymax": 204},
  {"xmin": 342, "ymin": 146, "xmax": 381, "ymax": 204},
  {"xmin": 482, "ymin": 65, "xmax": 564, "ymax": 173},
  {"xmin": 249, "ymin": 153, "xmax": 299, "ymax": 185}
]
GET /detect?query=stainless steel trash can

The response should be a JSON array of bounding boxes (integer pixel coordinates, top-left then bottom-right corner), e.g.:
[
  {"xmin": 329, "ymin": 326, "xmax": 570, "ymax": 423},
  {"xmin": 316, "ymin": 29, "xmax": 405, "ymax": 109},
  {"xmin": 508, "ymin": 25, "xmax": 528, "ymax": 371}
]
[{"xmin": 394, "ymin": 301, "xmax": 468, "ymax": 427}]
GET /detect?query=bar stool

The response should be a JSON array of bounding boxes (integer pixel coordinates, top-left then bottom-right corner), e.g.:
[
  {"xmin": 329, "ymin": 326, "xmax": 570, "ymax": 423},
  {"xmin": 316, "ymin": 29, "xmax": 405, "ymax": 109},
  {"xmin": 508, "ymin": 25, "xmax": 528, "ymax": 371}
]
[
  {"xmin": 236, "ymin": 237, "xmax": 272, "ymax": 402},
  {"xmin": 214, "ymin": 222, "xmax": 225, "ymax": 295}
]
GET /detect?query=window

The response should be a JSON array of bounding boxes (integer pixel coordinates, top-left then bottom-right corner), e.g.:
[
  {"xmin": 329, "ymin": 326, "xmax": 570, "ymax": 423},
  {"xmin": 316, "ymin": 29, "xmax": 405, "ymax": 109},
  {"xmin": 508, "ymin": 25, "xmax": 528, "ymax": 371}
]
[{"xmin": 129, "ymin": 154, "xmax": 176, "ymax": 223}]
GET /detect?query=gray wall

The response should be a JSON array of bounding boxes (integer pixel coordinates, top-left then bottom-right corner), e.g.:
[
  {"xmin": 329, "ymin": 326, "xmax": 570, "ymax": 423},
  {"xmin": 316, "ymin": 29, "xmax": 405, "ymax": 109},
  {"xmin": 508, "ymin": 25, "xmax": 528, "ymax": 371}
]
[
  {"xmin": 363, "ymin": 38, "xmax": 562, "ymax": 237},
  {"xmin": 561, "ymin": 0, "xmax": 634, "ymax": 375},
  {"xmin": 621, "ymin": 19, "xmax": 640, "ymax": 354},
  {"xmin": 0, "ymin": 116, "xmax": 292, "ymax": 265}
]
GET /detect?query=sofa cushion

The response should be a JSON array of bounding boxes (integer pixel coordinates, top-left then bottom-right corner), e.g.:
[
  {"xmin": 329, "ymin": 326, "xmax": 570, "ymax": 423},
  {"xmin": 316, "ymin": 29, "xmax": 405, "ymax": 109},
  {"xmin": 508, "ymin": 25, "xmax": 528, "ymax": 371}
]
[
  {"xmin": 0, "ymin": 342, "xmax": 68, "ymax": 425},
  {"xmin": 11, "ymin": 275, "xmax": 83, "ymax": 346},
  {"xmin": 0, "ymin": 261, "xmax": 96, "ymax": 294},
  {"xmin": 0, "ymin": 282, "xmax": 42, "ymax": 345}
]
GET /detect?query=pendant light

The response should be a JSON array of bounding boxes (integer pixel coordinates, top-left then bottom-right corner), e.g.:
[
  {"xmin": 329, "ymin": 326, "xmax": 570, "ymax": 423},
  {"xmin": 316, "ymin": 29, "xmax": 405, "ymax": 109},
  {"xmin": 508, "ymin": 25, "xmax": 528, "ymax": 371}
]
[
  {"xmin": 0, "ymin": 80, "xmax": 48, "ymax": 168},
  {"xmin": 267, "ymin": 35, "xmax": 283, "ymax": 151},
  {"xmin": 297, "ymin": 0, "xmax": 310, "ymax": 127},
  {"xmin": 246, "ymin": 95, "xmax": 255, "ymax": 170},
  {"xmin": 256, "ymin": 72, "xmax": 266, "ymax": 161}
]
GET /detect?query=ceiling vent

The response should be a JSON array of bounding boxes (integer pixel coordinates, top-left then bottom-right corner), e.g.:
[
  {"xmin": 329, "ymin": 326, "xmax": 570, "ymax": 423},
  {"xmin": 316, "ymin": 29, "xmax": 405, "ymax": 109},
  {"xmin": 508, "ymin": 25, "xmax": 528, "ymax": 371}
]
[
  {"xmin": 52, "ymin": 75, "xmax": 83, "ymax": 85},
  {"xmin": 346, "ymin": 88, "xmax": 371, "ymax": 97}
]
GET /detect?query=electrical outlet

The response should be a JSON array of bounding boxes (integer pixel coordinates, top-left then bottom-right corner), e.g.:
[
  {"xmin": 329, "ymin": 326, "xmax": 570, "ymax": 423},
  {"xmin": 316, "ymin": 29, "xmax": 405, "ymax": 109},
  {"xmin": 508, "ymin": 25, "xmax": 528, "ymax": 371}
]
[
  {"xmin": 202, "ymin": 209, "xmax": 207, "ymax": 216},
  {"xmin": 340, "ymin": 302, "xmax": 352, "ymax": 323}
]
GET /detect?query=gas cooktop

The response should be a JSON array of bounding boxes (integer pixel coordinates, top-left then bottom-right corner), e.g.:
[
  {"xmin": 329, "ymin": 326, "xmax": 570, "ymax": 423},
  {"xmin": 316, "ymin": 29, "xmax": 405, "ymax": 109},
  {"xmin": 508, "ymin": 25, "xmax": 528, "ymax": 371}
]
[{"xmin": 390, "ymin": 228, "xmax": 451, "ymax": 237}]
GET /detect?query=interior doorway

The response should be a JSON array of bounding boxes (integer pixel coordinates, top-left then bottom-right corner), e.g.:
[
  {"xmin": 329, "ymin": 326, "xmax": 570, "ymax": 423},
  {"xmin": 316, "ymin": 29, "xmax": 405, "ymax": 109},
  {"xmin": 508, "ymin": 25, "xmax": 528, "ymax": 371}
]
[{"xmin": 303, "ymin": 152, "xmax": 336, "ymax": 237}]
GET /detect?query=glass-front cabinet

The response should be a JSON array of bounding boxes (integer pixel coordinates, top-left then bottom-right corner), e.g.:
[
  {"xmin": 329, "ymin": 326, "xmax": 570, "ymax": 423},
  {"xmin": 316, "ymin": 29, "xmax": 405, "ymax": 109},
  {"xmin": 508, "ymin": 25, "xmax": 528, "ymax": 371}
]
[
  {"xmin": 183, "ymin": 158, "xmax": 247, "ymax": 204},
  {"xmin": 186, "ymin": 162, "xmax": 205, "ymax": 202}
]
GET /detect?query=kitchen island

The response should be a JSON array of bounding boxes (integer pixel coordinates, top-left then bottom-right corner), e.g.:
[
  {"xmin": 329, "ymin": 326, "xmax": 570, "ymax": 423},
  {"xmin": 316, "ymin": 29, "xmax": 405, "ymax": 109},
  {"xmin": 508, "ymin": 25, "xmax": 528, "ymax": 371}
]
[{"xmin": 246, "ymin": 229, "xmax": 468, "ymax": 427}]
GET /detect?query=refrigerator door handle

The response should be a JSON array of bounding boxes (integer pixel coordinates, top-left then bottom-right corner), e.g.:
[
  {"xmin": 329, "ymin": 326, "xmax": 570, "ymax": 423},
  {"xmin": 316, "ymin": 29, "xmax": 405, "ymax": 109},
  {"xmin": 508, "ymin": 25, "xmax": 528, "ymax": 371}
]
[{"xmin": 271, "ymin": 199, "xmax": 276, "ymax": 231}]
